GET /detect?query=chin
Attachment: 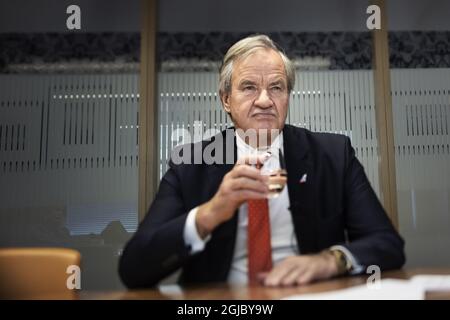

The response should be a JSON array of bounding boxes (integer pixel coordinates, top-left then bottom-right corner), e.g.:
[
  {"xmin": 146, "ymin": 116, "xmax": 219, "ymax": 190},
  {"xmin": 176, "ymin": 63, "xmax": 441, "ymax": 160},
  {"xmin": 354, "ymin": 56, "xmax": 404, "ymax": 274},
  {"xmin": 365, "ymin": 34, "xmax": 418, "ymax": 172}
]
[{"xmin": 253, "ymin": 121, "xmax": 280, "ymax": 131}]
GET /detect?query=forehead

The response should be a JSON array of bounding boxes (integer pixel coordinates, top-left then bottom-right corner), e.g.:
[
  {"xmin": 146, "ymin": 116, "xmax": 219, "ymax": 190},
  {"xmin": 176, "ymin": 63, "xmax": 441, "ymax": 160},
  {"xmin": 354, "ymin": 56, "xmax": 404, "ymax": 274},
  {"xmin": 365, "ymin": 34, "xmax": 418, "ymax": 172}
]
[{"xmin": 232, "ymin": 48, "xmax": 287, "ymax": 81}]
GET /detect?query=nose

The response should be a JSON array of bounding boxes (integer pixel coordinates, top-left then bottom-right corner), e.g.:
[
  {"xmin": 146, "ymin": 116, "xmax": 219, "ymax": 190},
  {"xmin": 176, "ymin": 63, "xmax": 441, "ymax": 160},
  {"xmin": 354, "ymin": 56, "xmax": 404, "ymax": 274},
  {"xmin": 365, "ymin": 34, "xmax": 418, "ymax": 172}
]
[{"xmin": 254, "ymin": 89, "xmax": 273, "ymax": 109}]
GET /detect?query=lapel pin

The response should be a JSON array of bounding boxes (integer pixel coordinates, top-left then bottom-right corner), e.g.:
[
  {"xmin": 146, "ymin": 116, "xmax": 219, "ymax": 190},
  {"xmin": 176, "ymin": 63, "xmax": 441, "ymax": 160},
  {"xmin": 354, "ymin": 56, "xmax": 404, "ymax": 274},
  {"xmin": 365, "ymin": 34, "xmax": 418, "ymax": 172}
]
[{"xmin": 299, "ymin": 173, "xmax": 307, "ymax": 184}]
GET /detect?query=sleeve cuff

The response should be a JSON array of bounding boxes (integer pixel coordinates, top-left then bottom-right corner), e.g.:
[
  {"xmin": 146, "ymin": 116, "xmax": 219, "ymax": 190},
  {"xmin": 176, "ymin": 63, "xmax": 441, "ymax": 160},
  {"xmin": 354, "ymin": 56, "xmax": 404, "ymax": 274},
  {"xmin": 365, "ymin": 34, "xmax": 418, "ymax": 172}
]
[
  {"xmin": 330, "ymin": 245, "xmax": 365, "ymax": 275},
  {"xmin": 183, "ymin": 206, "xmax": 211, "ymax": 254}
]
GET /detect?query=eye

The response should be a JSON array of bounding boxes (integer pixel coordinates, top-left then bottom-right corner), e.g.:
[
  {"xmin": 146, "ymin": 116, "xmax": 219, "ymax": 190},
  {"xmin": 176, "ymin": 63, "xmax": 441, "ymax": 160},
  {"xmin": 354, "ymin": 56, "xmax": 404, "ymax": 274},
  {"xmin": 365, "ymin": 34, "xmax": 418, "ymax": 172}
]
[
  {"xmin": 243, "ymin": 85, "xmax": 256, "ymax": 91},
  {"xmin": 270, "ymin": 85, "xmax": 283, "ymax": 92}
]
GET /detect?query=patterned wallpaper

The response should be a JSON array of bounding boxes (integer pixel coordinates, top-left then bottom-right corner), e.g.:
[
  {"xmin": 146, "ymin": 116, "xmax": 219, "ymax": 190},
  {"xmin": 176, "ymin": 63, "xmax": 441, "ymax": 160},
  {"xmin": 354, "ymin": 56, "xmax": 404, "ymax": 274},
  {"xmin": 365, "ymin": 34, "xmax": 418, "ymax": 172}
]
[
  {"xmin": 1, "ymin": 31, "xmax": 450, "ymax": 73},
  {"xmin": 157, "ymin": 32, "xmax": 373, "ymax": 70},
  {"xmin": 389, "ymin": 32, "xmax": 450, "ymax": 68},
  {"xmin": 0, "ymin": 33, "xmax": 140, "ymax": 73}
]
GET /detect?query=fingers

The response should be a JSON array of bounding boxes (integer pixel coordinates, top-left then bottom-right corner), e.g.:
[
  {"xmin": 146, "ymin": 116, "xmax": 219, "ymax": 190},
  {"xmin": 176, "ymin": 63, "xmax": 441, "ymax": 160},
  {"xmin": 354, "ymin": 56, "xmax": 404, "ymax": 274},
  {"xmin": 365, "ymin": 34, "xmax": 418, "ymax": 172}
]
[
  {"xmin": 263, "ymin": 259, "xmax": 299, "ymax": 287},
  {"xmin": 231, "ymin": 177, "xmax": 268, "ymax": 193},
  {"xmin": 225, "ymin": 166, "xmax": 269, "ymax": 199},
  {"xmin": 262, "ymin": 256, "xmax": 326, "ymax": 287},
  {"xmin": 236, "ymin": 154, "xmax": 269, "ymax": 167},
  {"xmin": 296, "ymin": 271, "xmax": 314, "ymax": 285},
  {"xmin": 256, "ymin": 272, "xmax": 269, "ymax": 284},
  {"xmin": 215, "ymin": 155, "xmax": 270, "ymax": 210},
  {"xmin": 261, "ymin": 254, "xmax": 337, "ymax": 287},
  {"xmin": 229, "ymin": 163, "xmax": 268, "ymax": 183},
  {"xmin": 279, "ymin": 267, "xmax": 305, "ymax": 286}
]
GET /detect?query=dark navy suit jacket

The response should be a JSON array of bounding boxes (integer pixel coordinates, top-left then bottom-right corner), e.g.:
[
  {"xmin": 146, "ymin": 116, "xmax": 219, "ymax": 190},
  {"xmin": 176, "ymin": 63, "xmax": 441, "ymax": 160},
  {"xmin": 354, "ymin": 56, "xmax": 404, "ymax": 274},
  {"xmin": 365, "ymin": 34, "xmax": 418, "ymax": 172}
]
[{"xmin": 119, "ymin": 125, "xmax": 405, "ymax": 288}]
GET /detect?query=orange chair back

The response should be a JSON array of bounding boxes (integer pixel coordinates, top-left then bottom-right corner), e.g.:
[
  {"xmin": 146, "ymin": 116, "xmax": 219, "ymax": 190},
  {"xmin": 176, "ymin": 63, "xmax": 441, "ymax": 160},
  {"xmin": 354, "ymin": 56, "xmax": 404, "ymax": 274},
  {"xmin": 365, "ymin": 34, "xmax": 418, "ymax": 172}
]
[{"xmin": 0, "ymin": 248, "xmax": 81, "ymax": 299}]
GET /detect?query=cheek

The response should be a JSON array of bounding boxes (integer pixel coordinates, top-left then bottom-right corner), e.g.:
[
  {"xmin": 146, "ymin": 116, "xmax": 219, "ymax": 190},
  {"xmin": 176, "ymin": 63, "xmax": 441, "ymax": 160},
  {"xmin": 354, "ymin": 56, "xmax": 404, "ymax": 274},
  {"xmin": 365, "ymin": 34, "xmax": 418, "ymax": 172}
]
[
  {"xmin": 230, "ymin": 98, "xmax": 252, "ymax": 115},
  {"xmin": 276, "ymin": 97, "xmax": 289, "ymax": 115}
]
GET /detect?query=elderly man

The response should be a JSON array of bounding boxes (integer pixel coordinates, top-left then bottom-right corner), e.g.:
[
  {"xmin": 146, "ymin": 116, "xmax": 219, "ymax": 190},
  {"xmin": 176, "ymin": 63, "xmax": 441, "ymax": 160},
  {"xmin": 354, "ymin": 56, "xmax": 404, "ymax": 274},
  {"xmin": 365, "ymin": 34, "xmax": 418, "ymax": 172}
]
[{"xmin": 119, "ymin": 35, "xmax": 405, "ymax": 288}]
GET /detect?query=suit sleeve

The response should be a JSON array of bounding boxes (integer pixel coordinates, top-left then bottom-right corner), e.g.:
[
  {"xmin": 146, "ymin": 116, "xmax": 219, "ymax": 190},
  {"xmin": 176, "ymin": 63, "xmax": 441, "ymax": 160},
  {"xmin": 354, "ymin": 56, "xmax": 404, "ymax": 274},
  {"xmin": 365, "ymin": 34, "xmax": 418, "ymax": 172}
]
[
  {"xmin": 118, "ymin": 161, "xmax": 192, "ymax": 288},
  {"xmin": 340, "ymin": 137, "xmax": 406, "ymax": 272}
]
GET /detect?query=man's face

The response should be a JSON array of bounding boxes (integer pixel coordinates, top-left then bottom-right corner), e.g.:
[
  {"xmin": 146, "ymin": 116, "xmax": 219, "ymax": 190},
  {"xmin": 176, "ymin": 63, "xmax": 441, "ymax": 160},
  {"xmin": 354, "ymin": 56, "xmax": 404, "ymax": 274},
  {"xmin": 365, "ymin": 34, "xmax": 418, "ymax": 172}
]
[{"xmin": 221, "ymin": 48, "xmax": 289, "ymax": 134}]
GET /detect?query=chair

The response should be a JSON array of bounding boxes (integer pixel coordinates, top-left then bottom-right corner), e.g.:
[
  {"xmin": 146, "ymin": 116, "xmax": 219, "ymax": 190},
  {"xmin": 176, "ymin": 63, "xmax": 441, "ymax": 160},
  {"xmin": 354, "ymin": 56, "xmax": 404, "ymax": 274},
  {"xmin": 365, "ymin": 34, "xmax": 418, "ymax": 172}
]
[{"xmin": 0, "ymin": 248, "xmax": 81, "ymax": 299}]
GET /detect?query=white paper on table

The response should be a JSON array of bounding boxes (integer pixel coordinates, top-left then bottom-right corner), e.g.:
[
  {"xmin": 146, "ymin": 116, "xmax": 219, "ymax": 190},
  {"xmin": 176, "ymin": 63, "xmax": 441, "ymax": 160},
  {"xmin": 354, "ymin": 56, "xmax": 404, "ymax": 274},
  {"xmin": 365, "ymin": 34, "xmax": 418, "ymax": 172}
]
[
  {"xmin": 158, "ymin": 284, "xmax": 184, "ymax": 295},
  {"xmin": 409, "ymin": 275, "xmax": 450, "ymax": 292},
  {"xmin": 282, "ymin": 279, "xmax": 427, "ymax": 300}
]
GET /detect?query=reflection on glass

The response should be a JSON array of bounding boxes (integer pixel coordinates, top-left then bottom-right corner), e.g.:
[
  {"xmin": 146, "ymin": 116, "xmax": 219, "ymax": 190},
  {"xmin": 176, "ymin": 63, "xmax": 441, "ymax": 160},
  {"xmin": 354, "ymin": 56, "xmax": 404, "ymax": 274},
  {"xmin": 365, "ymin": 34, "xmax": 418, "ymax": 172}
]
[
  {"xmin": 261, "ymin": 149, "xmax": 287, "ymax": 199},
  {"xmin": 265, "ymin": 168, "xmax": 288, "ymax": 198}
]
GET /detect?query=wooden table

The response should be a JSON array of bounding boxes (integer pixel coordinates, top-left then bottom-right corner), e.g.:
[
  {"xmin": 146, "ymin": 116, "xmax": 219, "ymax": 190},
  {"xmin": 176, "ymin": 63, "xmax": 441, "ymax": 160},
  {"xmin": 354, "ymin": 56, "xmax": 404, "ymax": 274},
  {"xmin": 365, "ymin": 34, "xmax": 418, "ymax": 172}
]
[{"xmin": 78, "ymin": 268, "xmax": 450, "ymax": 300}]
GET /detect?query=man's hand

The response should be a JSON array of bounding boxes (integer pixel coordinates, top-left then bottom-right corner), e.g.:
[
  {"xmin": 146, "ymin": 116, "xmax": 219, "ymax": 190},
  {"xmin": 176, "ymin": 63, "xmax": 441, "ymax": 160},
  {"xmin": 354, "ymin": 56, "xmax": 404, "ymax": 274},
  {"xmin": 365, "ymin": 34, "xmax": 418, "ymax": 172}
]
[
  {"xmin": 258, "ymin": 251, "xmax": 340, "ymax": 287},
  {"xmin": 195, "ymin": 155, "xmax": 269, "ymax": 239}
]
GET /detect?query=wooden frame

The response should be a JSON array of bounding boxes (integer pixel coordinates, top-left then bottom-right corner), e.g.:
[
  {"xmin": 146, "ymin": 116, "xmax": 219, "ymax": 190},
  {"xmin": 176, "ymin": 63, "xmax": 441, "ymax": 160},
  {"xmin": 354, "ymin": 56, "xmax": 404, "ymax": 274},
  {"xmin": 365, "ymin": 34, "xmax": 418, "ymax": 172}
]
[
  {"xmin": 372, "ymin": 0, "xmax": 399, "ymax": 228},
  {"xmin": 138, "ymin": 0, "xmax": 158, "ymax": 222}
]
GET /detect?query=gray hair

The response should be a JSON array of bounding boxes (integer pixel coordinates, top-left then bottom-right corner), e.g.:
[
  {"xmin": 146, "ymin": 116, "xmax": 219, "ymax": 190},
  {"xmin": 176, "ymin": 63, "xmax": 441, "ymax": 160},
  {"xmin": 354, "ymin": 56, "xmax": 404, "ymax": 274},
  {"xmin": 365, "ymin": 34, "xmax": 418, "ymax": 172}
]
[{"xmin": 219, "ymin": 34, "xmax": 295, "ymax": 95}]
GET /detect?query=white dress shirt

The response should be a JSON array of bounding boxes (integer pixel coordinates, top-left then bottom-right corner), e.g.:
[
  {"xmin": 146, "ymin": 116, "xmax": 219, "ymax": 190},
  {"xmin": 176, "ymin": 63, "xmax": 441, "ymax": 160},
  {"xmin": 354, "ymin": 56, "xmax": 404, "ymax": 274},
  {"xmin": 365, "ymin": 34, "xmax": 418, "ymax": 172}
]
[{"xmin": 183, "ymin": 132, "xmax": 362, "ymax": 284}]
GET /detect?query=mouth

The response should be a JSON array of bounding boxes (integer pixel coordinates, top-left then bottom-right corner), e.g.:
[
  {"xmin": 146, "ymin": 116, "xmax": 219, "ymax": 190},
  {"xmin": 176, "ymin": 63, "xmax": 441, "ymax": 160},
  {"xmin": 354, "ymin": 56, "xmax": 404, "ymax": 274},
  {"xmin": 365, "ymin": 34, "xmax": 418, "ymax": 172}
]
[{"xmin": 252, "ymin": 113, "xmax": 276, "ymax": 119}]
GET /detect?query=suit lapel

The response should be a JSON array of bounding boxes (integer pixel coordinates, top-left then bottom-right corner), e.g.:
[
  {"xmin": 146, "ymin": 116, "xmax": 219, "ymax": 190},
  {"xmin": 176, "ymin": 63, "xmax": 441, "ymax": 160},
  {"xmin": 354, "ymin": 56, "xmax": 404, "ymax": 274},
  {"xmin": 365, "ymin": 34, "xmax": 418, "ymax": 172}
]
[
  {"xmin": 283, "ymin": 125, "xmax": 319, "ymax": 254},
  {"xmin": 203, "ymin": 128, "xmax": 236, "ymax": 200}
]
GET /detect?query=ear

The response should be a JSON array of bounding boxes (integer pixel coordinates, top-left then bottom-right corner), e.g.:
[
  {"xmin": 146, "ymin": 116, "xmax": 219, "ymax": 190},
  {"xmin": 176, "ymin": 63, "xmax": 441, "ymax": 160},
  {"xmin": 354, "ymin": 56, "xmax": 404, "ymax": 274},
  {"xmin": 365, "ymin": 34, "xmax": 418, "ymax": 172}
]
[{"xmin": 220, "ymin": 91, "xmax": 232, "ymax": 114}]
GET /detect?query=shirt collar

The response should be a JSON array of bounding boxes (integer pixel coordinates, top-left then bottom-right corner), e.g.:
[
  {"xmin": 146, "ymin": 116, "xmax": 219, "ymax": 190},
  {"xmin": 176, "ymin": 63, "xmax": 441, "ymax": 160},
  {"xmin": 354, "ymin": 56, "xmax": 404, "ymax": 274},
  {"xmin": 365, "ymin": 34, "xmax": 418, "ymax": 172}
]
[{"xmin": 235, "ymin": 130, "xmax": 284, "ymax": 158}]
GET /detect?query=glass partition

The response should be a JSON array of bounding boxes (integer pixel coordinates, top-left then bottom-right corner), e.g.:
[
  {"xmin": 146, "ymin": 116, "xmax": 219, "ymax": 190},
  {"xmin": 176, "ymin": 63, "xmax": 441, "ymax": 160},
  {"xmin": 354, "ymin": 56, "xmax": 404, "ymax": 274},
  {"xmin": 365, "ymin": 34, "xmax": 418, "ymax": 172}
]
[
  {"xmin": 0, "ymin": 0, "xmax": 140, "ymax": 290},
  {"xmin": 388, "ymin": 0, "xmax": 450, "ymax": 267}
]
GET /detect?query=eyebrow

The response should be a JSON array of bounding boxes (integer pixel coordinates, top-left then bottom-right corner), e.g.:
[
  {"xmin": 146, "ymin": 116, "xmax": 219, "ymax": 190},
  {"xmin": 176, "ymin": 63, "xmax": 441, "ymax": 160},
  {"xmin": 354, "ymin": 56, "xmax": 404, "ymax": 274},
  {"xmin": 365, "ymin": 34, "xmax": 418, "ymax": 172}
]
[
  {"xmin": 269, "ymin": 79, "xmax": 287, "ymax": 86},
  {"xmin": 238, "ymin": 79, "xmax": 257, "ymax": 86}
]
